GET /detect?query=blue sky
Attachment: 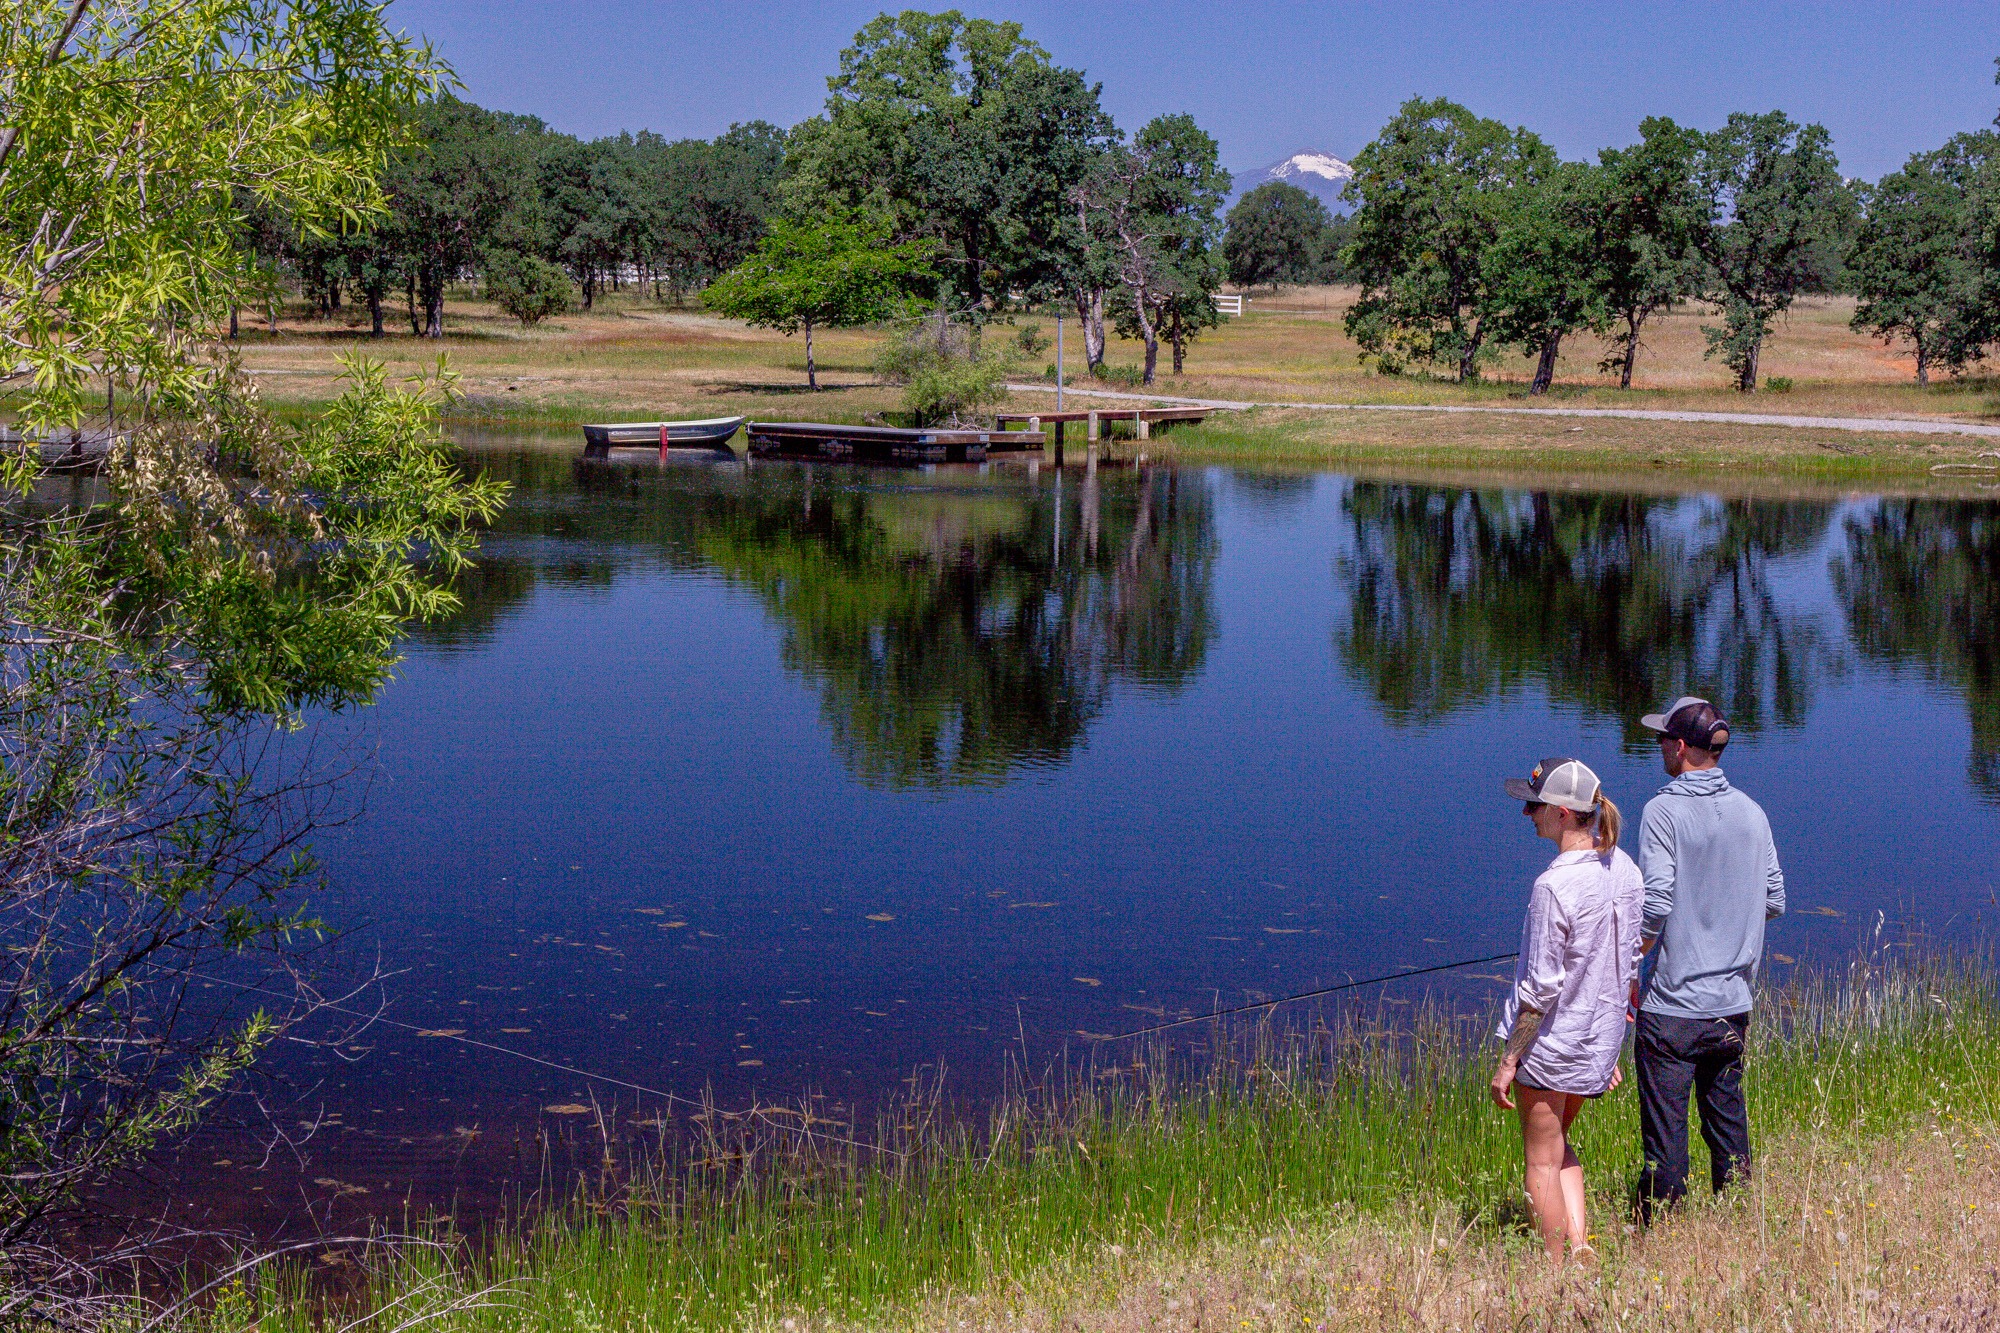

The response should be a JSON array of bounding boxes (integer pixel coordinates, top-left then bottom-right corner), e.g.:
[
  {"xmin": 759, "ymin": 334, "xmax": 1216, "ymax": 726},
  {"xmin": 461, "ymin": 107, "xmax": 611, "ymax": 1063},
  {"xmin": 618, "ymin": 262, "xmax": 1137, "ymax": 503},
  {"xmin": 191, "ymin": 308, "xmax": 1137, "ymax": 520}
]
[{"xmin": 383, "ymin": 1, "xmax": 2000, "ymax": 179}]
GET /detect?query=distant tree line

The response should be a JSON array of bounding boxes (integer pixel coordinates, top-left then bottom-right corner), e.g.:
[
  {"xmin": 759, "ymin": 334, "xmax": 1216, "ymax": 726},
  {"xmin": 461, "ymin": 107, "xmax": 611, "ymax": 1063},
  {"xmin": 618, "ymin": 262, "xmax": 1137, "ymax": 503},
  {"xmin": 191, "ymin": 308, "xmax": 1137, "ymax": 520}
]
[
  {"xmin": 247, "ymin": 11, "xmax": 1237, "ymax": 387},
  {"xmin": 253, "ymin": 100, "xmax": 785, "ymax": 336},
  {"xmin": 246, "ymin": 15, "xmax": 2000, "ymax": 395},
  {"xmin": 1233, "ymin": 68, "xmax": 2000, "ymax": 393}
]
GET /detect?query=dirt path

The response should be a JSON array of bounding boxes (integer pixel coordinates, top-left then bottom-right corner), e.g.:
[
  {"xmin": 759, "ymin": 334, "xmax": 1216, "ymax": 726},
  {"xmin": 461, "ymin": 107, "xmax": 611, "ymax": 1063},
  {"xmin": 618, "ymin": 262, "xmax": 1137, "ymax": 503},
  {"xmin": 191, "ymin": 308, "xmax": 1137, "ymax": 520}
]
[{"xmin": 1005, "ymin": 382, "xmax": 2000, "ymax": 442}]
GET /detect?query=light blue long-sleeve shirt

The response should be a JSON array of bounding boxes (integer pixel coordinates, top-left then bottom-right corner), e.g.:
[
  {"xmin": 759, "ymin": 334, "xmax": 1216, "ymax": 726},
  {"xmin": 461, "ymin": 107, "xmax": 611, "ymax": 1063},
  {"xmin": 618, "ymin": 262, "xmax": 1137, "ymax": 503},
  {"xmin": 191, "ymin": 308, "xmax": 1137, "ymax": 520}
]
[{"xmin": 1637, "ymin": 767, "xmax": 1785, "ymax": 1019}]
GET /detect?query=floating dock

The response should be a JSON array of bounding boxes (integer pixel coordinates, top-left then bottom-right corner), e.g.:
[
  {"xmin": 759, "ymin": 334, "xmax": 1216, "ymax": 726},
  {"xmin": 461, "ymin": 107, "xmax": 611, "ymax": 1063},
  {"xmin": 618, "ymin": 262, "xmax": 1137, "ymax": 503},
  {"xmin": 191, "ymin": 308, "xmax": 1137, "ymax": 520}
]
[{"xmin": 745, "ymin": 422, "xmax": 1045, "ymax": 465}]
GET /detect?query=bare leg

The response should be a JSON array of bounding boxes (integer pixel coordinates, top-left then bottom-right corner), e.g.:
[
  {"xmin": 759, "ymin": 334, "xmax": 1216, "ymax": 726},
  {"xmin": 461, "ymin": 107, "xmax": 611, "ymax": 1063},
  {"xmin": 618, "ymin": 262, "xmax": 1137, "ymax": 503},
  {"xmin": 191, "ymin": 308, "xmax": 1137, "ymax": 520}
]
[
  {"xmin": 1557, "ymin": 1095, "xmax": 1589, "ymax": 1254},
  {"xmin": 1516, "ymin": 1086, "xmax": 1576, "ymax": 1261}
]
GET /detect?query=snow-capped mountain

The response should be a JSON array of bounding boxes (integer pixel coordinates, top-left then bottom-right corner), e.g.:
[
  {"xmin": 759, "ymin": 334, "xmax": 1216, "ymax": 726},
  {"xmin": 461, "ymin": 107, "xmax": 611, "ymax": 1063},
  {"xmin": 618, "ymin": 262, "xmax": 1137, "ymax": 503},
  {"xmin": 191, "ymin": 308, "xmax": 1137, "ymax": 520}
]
[{"xmin": 1228, "ymin": 151, "xmax": 1354, "ymax": 214}]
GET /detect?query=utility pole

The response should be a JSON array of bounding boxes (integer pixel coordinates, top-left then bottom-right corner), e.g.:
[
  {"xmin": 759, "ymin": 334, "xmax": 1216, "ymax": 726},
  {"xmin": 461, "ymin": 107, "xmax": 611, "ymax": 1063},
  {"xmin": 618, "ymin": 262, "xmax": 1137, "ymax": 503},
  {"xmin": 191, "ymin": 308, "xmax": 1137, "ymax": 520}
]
[{"xmin": 1056, "ymin": 313, "xmax": 1064, "ymax": 414}]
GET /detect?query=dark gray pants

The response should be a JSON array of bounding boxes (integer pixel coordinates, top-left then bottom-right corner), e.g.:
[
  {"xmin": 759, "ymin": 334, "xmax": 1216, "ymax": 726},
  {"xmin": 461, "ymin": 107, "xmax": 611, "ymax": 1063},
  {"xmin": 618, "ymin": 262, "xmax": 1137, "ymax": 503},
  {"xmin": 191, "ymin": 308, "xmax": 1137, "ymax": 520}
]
[{"xmin": 1635, "ymin": 1009, "xmax": 1752, "ymax": 1218}]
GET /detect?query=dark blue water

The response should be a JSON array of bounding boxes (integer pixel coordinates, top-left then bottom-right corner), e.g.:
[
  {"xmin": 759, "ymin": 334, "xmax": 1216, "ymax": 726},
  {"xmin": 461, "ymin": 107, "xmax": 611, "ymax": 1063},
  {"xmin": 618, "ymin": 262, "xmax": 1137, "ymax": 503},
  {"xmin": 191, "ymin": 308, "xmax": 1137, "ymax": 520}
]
[{"xmin": 172, "ymin": 442, "xmax": 2000, "ymax": 1227}]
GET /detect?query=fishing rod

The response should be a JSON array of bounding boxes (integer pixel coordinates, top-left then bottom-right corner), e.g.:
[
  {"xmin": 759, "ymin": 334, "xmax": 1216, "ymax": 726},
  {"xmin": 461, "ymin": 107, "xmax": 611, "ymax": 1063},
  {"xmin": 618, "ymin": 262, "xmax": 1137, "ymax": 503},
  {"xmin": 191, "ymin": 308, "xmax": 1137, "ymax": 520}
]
[{"xmin": 1101, "ymin": 949, "xmax": 1521, "ymax": 1042}]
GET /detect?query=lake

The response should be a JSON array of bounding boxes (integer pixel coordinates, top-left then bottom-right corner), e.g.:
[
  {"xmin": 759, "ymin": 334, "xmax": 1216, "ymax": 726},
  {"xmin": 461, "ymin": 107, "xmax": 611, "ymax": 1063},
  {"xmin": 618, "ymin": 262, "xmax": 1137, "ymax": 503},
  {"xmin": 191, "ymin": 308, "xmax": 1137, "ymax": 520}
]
[{"xmin": 155, "ymin": 437, "xmax": 2000, "ymax": 1232}]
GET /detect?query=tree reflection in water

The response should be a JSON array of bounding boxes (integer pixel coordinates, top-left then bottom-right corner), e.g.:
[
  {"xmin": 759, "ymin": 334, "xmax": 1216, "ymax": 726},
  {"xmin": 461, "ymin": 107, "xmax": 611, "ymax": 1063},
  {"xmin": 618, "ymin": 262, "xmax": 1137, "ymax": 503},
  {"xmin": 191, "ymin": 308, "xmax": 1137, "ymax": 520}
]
[
  {"xmin": 427, "ymin": 455, "xmax": 1216, "ymax": 790},
  {"xmin": 699, "ymin": 466, "xmax": 1215, "ymax": 789},
  {"xmin": 1335, "ymin": 484, "xmax": 1836, "ymax": 742},
  {"xmin": 1834, "ymin": 500, "xmax": 2000, "ymax": 801}
]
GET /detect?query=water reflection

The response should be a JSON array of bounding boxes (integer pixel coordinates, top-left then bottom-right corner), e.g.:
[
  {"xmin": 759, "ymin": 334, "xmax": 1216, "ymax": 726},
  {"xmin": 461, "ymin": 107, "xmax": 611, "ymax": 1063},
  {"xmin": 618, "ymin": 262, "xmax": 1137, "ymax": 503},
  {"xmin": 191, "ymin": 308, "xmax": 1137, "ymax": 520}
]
[
  {"xmin": 1336, "ymin": 485, "xmax": 1837, "ymax": 741},
  {"xmin": 1835, "ymin": 500, "xmax": 2000, "ymax": 800},
  {"xmin": 428, "ymin": 458, "xmax": 1216, "ymax": 789}
]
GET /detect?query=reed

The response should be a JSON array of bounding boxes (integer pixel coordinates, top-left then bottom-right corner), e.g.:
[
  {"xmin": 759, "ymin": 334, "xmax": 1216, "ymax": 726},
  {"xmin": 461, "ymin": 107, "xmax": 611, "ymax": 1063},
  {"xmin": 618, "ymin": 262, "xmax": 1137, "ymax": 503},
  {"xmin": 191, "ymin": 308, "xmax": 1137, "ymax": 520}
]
[{"xmin": 247, "ymin": 949, "xmax": 2000, "ymax": 1332}]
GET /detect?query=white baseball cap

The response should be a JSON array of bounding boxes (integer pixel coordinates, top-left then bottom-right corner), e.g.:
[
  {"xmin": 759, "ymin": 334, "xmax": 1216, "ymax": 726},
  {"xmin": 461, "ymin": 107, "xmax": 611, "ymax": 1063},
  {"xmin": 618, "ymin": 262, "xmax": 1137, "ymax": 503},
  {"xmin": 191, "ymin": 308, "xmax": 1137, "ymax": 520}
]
[{"xmin": 1503, "ymin": 756, "xmax": 1601, "ymax": 813}]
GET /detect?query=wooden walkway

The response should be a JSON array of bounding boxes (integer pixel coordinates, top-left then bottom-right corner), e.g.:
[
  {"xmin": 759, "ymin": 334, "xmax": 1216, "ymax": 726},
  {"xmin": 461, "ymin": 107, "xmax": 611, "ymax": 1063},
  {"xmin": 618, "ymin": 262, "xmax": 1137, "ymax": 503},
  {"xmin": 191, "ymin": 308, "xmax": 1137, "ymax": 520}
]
[
  {"xmin": 1003, "ymin": 383, "xmax": 2000, "ymax": 444},
  {"xmin": 994, "ymin": 406, "xmax": 1210, "ymax": 444},
  {"xmin": 1, "ymin": 428, "xmax": 122, "ymax": 472}
]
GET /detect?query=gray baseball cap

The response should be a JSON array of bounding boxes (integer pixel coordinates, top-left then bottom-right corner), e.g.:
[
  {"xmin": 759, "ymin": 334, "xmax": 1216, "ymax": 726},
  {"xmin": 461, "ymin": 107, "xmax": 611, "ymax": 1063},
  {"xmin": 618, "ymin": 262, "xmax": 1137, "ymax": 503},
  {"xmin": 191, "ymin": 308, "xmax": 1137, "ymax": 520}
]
[
  {"xmin": 1503, "ymin": 756, "xmax": 1602, "ymax": 813},
  {"xmin": 1640, "ymin": 696, "xmax": 1731, "ymax": 750}
]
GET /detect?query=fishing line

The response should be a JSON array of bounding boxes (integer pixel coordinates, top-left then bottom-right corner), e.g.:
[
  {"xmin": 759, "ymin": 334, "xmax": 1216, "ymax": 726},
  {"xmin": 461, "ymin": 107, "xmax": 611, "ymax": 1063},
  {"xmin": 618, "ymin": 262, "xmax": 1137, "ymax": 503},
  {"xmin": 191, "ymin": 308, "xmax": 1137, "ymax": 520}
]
[
  {"xmin": 183, "ymin": 948, "xmax": 1522, "ymax": 1150},
  {"xmin": 1101, "ymin": 950, "xmax": 1521, "ymax": 1041},
  {"xmin": 183, "ymin": 971, "xmax": 908, "ymax": 1157}
]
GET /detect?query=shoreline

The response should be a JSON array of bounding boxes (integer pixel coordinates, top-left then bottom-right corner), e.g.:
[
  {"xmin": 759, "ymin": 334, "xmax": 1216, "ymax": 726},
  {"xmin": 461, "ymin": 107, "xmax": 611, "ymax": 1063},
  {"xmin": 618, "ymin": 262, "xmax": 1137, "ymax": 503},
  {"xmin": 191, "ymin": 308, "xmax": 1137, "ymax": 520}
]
[
  {"xmin": 440, "ymin": 414, "xmax": 2000, "ymax": 502},
  {"xmin": 221, "ymin": 952, "xmax": 2000, "ymax": 1333}
]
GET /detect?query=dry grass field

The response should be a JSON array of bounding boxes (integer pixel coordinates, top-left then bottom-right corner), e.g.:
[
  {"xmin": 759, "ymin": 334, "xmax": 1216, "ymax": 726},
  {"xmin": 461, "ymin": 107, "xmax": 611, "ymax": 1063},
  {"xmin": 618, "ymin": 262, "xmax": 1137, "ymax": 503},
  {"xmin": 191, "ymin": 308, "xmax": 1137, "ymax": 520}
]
[
  {"xmin": 864, "ymin": 1119, "xmax": 2000, "ymax": 1333},
  {"xmin": 1187, "ymin": 286, "xmax": 1997, "ymax": 420},
  {"xmin": 231, "ymin": 285, "xmax": 2000, "ymax": 483}
]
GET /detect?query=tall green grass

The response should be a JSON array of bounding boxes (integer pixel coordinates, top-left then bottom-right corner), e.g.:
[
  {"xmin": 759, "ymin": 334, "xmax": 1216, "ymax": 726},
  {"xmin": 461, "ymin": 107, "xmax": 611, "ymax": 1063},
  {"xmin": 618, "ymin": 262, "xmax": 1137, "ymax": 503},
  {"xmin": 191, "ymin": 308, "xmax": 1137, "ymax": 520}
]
[{"xmin": 248, "ymin": 952, "xmax": 2000, "ymax": 1332}]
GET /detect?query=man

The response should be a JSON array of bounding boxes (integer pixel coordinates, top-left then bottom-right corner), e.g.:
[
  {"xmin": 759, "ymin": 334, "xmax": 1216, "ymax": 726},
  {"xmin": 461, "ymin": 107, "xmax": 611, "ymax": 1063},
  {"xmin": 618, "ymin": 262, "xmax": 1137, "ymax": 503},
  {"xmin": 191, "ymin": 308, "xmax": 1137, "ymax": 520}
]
[{"xmin": 1633, "ymin": 696, "xmax": 1785, "ymax": 1218}]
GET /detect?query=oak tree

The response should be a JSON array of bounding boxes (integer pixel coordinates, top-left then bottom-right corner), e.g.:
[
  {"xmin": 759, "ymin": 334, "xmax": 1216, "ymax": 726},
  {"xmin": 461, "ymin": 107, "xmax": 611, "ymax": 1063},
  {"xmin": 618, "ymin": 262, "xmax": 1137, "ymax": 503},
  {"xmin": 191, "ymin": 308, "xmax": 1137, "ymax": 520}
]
[
  {"xmin": 1848, "ymin": 134, "xmax": 1999, "ymax": 384},
  {"xmin": 1341, "ymin": 98, "xmax": 1554, "ymax": 380},
  {"xmin": 1693, "ymin": 111, "xmax": 1855, "ymax": 391},
  {"xmin": 1224, "ymin": 182, "xmax": 1331, "ymax": 291},
  {"xmin": 703, "ymin": 214, "xmax": 935, "ymax": 389}
]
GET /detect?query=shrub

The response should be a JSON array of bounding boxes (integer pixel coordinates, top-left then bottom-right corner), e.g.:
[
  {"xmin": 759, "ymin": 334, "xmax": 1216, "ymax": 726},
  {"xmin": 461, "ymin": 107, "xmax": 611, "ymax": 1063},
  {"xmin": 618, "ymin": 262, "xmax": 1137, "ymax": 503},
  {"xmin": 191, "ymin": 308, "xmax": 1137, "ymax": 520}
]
[
  {"xmin": 482, "ymin": 252, "xmax": 574, "ymax": 327},
  {"xmin": 1765, "ymin": 375, "xmax": 1795, "ymax": 392},
  {"xmin": 1014, "ymin": 323, "xmax": 1050, "ymax": 356},
  {"xmin": 876, "ymin": 320, "xmax": 1012, "ymax": 426},
  {"xmin": 1093, "ymin": 363, "xmax": 1144, "ymax": 388}
]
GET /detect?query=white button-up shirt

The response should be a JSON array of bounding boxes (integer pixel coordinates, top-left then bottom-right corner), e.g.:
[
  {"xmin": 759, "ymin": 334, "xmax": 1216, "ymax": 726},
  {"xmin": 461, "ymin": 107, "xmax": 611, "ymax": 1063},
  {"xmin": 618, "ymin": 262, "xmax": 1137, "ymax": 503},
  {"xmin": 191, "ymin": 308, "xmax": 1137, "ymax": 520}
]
[{"xmin": 1495, "ymin": 846, "xmax": 1645, "ymax": 1096}]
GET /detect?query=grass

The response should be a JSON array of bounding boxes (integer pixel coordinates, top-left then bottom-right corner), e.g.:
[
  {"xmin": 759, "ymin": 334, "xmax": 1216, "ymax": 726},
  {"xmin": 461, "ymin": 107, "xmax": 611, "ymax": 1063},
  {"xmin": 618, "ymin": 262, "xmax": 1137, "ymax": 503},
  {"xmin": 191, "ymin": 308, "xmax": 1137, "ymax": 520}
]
[
  {"xmin": 1122, "ymin": 405, "xmax": 2000, "ymax": 493},
  {"xmin": 233, "ymin": 286, "xmax": 2000, "ymax": 427},
  {"xmin": 216, "ymin": 948, "xmax": 2000, "ymax": 1333}
]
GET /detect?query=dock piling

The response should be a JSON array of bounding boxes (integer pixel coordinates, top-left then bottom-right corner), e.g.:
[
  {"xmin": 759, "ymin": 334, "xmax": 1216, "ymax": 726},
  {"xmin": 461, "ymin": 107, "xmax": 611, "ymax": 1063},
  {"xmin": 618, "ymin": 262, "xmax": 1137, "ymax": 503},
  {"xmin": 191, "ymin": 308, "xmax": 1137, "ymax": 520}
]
[{"xmin": 1087, "ymin": 411, "xmax": 1099, "ymax": 443}]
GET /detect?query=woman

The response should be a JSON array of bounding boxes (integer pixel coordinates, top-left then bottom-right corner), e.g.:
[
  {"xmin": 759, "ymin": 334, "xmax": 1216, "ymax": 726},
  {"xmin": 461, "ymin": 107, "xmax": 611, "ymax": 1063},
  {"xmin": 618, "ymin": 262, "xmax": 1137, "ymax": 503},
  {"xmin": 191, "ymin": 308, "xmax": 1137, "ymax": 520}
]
[{"xmin": 1491, "ymin": 756, "xmax": 1643, "ymax": 1264}]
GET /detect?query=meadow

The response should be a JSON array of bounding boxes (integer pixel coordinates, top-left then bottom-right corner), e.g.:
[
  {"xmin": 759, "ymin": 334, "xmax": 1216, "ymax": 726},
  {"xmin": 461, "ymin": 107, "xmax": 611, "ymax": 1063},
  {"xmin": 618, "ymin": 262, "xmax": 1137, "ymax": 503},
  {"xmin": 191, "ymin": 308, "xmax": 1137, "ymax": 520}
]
[{"xmin": 231, "ymin": 285, "xmax": 2000, "ymax": 487}]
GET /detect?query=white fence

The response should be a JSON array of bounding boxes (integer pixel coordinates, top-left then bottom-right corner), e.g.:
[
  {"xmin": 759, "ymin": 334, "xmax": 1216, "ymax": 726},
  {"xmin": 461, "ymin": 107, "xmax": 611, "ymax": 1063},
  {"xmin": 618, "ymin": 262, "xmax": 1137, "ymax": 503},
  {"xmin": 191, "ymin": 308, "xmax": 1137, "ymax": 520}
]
[{"xmin": 1212, "ymin": 293, "xmax": 1243, "ymax": 317}]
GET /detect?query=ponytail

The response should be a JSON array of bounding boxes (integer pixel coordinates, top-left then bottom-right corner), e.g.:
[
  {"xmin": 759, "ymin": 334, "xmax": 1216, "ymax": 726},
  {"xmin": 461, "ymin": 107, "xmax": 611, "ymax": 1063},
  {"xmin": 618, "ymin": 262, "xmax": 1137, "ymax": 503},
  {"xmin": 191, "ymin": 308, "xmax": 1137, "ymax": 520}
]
[{"xmin": 1592, "ymin": 791, "xmax": 1623, "ymax": 854}]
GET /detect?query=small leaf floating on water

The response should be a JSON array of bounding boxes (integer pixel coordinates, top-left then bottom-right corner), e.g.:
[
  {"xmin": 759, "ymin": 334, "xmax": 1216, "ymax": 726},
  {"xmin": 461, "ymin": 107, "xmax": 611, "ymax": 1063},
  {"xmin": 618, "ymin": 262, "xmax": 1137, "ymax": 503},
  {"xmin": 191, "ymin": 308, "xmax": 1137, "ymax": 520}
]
[
  {"xmin": 211, "ymin": 1160, "xmax": 233, "ymax": 1168},
  {"xmin": 500, "ymin": 1028, "xmax": 531, "ymax": 1034},
  {"xmin": 864, "ymin": 1010, "xmax": 889, "ymax": 1017},
  {"xmin": 1773, "ymin": 953, "xmax": 1797, "ymax": 964},
  {"xmin": 1073, "ymin": 977, "xmax": 1101, "ymax": 986},
  {"xmin": 866, "ymin": 913, "xmax": 895, "ymax": 922},
  {"xmin": 1807, "ymin": 906, "xmax": 1844, "ymax": 917},
  {"xmin": 1010, "ymin": 902, "xmax": 1057, "ymax": 909},
  {"xmin": 1264, "ymin": 928, "xmax": 1303, "ymax": 935},
  {"xmin": 544, "ymin": 1104, "xmax": 590, "ymax": 1115},
  {"xmin": 1075, "ymin": 1030, "xmax": 1113, "ymax": 1041},
  {"xmin": 416, "ymin": 1029, "xmax": 465, "ymax": 1038},
  {"xmin": 635, "ymin": 908, "xmax": 666, "ymax": 916},
  {"xmin": 659, "ymin": 921, "xmax": 688, "ymax": 929},
  {"xmin": 737, "ymin": 1059, "xmax": 763, "ymax": 1067}
]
